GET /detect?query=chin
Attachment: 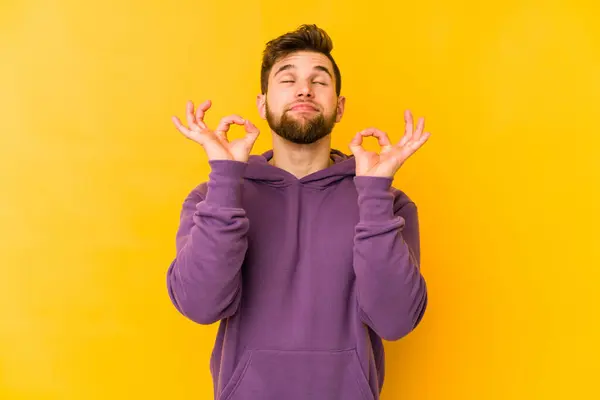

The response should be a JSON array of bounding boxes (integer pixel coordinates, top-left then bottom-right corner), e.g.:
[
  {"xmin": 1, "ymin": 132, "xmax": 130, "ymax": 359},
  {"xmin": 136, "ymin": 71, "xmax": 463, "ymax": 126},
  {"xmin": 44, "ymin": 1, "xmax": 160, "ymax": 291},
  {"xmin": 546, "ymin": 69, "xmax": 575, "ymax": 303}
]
[{"xmin": 289, "ymin": 112, "xmax": 319, "ymax": 121}]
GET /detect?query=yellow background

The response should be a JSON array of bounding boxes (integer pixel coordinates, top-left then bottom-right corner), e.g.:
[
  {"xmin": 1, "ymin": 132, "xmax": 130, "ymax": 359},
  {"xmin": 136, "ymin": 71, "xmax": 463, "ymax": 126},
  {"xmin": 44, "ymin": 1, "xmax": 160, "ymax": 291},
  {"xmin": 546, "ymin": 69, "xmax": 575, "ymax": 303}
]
[{"xmin": 1, "ymin": 0, "xmax": 599, "ymax": 398}]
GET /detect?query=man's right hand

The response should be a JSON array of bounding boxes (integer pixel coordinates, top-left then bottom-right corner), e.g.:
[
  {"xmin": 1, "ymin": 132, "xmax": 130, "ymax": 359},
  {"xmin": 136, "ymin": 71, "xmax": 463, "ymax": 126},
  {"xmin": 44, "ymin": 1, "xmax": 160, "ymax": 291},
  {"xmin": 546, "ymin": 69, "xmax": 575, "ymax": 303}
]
[{"xmin": 172, "ymin": 100, "xmax": 260, "ymax": 162}]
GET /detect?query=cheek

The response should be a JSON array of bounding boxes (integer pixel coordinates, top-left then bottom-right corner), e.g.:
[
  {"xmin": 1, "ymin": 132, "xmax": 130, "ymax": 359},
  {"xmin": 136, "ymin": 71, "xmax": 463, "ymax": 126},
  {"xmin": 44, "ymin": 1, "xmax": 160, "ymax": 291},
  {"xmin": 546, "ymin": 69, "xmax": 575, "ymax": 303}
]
[
  {"xmin": 315, "ymin": 87, "xmax": 336, "ymax": 104},
  {"xmin": 268, "ymin": 93, "xmax": 291, "ymax": 113},
  {"xmin": 267, "ymin": 90, "xmax": 281, "ymax": 105},
  {"xmin": 319, "ymin": 95, "xmax": 339, "ymax": 115}
]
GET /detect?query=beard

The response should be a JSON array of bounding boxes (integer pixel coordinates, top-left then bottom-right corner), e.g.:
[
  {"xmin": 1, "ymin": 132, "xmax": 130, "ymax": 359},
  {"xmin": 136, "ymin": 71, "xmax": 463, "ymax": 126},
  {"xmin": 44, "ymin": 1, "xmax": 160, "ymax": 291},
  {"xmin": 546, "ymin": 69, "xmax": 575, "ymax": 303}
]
[{"xmin": 265, "ymin": 101, "xmax": 337, "ymax": 145}]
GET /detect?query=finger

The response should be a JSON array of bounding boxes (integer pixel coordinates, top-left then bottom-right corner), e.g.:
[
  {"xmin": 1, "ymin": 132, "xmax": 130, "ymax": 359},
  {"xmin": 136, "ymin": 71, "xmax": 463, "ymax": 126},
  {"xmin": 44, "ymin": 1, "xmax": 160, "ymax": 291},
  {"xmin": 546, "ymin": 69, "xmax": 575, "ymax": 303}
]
[
  {"xmin": 186, "ymin": 101, "xmax": 200, "ymax": 130},
  {"xmin": 399, "ymin": 116, "xmax": 424, "ymax": 147},
  {"xmin": 415, "ymin": 131, "xmax": 431, "ymax": 147},
  {"xmin": 195, "ymin": 100, "xmax": 211, "ymax": 129},
  {"xmin": 215, "ymin": 114, "xmax": 246, "ymax": 140},
  {"xmin": 172, "ymin": 115, "xmax": 205, "ymax": 144},
  {"xmin": 412, "ymin": 117, "xmax": 425, "ymax": 142},
  {"xmin": 398, "ymin": 110, "xmax": 414, "ymax": 147},
  {"xmin": 398, "ymin": 131, "xmax": 431, "ymax": 161},
  {"xmin": 172, "ymin": 116, "xmax": 191, "ymax": 136},
  {"xmin": 242, "ymin": 120, "xmax": 260, "ymax": 146},
  {"xmin": 408, "ymin": 131, "xmax": 430, "ymax": 150},
  {"xmin": 357, "ymin": 127, "xmax": 392, "ymax": 149},
  {"xmin": 348, "ymin": 131, "xmax": 366, "ymax": 156}
]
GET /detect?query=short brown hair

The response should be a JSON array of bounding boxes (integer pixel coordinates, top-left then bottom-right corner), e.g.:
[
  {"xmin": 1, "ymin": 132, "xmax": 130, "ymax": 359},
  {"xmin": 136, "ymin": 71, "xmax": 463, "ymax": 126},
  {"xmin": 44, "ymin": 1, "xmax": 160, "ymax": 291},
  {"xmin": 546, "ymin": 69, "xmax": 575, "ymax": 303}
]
[{"xmin": 260, "ymin": 24, "xmax": 342, "ymax": 96}]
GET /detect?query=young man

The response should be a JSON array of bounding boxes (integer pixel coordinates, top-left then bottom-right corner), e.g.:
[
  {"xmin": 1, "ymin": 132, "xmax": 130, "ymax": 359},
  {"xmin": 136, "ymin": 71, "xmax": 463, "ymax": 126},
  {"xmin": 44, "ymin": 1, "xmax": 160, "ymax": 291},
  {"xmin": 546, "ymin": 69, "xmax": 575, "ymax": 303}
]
[{"xmin": 167, "ymin": 24, "xmax": 430, "ymax": 400}]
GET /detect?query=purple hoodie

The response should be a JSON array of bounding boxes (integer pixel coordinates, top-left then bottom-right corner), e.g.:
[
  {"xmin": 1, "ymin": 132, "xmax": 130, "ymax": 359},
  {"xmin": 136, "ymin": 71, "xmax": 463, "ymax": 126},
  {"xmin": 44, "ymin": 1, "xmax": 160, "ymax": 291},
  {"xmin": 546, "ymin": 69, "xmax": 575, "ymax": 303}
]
[{"xmin": 166, "ymin": 149, "xmax": 427, "ymax": 400}]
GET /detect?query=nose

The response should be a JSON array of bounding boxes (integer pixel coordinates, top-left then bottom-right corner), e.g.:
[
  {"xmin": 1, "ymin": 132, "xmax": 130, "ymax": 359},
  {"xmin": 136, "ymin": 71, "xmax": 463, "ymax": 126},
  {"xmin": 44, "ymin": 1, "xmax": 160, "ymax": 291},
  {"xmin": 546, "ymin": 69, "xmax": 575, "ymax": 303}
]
[{"xmin": 296, "ymin": 83, "xmax": 314, "ymax": 98}]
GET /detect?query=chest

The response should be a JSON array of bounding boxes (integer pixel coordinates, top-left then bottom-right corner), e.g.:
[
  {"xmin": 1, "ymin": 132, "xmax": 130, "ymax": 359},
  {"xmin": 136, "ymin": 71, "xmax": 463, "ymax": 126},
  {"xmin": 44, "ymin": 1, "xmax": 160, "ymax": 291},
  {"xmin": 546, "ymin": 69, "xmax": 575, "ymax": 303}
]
[{"xmin": 241, "ymin": 182, "xmax": 360, "ymax": 288}]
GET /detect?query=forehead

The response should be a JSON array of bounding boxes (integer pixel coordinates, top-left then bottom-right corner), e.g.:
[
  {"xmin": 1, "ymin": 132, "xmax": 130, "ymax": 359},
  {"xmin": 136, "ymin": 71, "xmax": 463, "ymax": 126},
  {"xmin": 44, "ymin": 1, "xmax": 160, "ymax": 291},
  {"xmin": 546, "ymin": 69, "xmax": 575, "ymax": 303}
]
[{"xmin": 270, "ymin": 51, "xmax": 333, "ymax": 77}]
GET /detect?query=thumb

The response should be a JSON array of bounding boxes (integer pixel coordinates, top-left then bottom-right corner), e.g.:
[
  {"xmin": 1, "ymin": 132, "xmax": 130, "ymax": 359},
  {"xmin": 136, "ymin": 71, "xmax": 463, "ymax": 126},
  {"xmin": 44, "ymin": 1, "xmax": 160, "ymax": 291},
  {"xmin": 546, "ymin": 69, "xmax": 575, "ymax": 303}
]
[
  {"xmin": 243, "ymin": 120, "xmax": 260, "ymax": 146},
  {"xmin": 348, "ymin": 132, "xmax": 365, "ymax": 156}
]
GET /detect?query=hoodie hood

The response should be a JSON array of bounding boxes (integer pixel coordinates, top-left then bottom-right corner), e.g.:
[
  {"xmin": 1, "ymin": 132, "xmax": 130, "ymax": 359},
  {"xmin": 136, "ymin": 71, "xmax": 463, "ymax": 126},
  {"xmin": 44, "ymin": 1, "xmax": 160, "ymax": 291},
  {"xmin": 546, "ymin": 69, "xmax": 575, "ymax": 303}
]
[{"xmin": 243, "ymin": 149, "xmax": 357, "ymax": 189}]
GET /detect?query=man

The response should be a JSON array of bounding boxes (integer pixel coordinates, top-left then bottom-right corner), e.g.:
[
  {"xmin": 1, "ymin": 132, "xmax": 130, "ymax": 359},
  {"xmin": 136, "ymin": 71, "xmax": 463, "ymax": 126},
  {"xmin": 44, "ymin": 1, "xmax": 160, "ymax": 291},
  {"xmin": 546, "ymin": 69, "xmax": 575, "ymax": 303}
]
[{"xmin": 167, "ymin": 24, "xmax": 430, "ymax": 400}]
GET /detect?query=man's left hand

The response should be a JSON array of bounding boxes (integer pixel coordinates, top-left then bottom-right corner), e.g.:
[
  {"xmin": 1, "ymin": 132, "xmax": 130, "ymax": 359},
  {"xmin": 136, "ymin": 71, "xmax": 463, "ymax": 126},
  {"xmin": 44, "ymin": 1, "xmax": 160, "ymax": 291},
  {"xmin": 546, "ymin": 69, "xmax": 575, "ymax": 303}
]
[{"xmin": 349, "ymin": 110, "xmax": 431, "ymax": 178}]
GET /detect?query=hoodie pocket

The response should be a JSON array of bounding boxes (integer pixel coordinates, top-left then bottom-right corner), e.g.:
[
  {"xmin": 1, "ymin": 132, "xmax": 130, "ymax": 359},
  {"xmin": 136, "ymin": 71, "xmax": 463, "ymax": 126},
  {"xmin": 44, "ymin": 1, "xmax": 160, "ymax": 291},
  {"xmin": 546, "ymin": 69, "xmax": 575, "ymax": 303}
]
[{"xmin": 219, "ymin": 348, "xmax": 374, "ymax": 400}]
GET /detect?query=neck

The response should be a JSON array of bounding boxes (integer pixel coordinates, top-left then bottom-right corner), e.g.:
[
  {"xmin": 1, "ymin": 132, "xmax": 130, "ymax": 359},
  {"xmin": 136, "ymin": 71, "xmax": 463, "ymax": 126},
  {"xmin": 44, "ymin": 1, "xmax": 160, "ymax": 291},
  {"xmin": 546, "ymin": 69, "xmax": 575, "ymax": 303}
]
[{"xmin": 268, "ymin": 133, "xmax": 333, "ymax": 178}]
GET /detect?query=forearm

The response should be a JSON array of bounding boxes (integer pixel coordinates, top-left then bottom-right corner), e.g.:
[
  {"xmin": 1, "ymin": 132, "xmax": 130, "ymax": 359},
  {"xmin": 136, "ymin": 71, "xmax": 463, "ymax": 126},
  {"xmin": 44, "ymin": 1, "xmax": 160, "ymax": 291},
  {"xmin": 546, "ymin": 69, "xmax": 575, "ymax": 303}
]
[
  {"xmin": 167, "ymin": 160, "xmax": 249, "ymax": 325},
  {"xmin": 353, "ymin": 176, "xmax": 428, "ymax": 340}
]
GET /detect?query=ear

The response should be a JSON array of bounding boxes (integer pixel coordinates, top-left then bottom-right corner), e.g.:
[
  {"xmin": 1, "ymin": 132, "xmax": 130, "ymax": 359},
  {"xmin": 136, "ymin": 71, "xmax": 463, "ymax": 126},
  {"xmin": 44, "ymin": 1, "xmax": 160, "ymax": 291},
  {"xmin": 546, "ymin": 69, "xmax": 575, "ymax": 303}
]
[
  {"xmin": 335, "ymin": 95, "xmax": 346, "ymax": 123},
  {"xmin": 257, "ymin": 94, "xmax": 266, "ymax": 120}
]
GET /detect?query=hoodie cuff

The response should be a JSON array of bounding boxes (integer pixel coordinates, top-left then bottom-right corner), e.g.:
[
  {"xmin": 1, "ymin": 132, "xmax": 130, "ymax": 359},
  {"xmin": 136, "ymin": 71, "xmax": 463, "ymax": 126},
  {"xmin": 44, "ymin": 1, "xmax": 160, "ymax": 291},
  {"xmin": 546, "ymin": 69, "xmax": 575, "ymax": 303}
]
[
  {"xmin": 204, "ymin": 160, "xmax": 248, "ymax": 208},
  {"xmin": 354, "ymin": 176, "xmax": 395, "ymax": 221}
]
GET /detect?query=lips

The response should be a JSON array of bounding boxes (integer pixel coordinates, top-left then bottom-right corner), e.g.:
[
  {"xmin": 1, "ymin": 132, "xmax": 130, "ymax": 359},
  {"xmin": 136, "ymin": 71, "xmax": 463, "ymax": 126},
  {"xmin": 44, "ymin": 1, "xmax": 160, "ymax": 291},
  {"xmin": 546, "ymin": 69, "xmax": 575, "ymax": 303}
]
[{"xmin": 289, "ymin": 103, "xmax": 319, "ymax": 112}]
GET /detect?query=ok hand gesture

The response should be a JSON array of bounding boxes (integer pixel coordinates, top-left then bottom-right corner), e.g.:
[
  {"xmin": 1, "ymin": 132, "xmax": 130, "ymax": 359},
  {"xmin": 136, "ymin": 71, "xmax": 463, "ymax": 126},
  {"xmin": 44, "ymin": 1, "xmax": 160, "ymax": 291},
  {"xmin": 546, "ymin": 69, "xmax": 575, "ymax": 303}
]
[
  {"xmin": 349, "ymin": 110, "xmax": 431, "ymax": 178},
  {"xmin": 172, "ymin": 100, "xmax": 260, "ymax": 162}
]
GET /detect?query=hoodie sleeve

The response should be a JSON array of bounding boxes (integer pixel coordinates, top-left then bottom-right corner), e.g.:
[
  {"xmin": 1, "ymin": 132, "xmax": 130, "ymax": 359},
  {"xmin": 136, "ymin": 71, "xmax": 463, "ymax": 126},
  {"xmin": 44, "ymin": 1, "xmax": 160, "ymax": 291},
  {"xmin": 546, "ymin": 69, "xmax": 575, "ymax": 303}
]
[
  {"xmin": 352, "ymin": 176, "xmax": 428, "ymax": 341},
  {"xmin": 166, "ymin": 160, "xmax": 249, "ymax": 325}
]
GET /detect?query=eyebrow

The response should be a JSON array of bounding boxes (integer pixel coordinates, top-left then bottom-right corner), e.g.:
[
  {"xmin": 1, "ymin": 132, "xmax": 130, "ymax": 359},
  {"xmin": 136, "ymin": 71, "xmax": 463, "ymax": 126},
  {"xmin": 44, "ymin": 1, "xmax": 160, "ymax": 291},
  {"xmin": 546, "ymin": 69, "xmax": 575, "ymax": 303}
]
[{"xmin": 273, "ymin": 64, "xmax": 333, "ymax": 79}]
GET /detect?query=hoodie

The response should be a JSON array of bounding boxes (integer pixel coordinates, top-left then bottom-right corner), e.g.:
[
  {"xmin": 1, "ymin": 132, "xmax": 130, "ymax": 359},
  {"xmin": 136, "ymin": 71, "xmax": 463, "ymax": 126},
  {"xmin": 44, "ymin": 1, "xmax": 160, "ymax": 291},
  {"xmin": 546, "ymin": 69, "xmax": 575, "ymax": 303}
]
[{"xmin": 166, "ymin": 149, "xmax": 427, "ymax": 400}]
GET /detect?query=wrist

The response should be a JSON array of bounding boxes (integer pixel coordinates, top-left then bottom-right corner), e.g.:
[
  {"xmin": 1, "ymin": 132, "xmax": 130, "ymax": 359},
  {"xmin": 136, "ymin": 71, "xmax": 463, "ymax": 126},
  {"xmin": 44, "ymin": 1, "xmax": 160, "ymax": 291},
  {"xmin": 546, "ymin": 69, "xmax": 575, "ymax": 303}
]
[
  {"xmin": 204, "ymin": 160, "xmax": 248, "ymax": 208},
  {"xmin": 354, "ymin": 176, "xmax": 395, "ymax": 221}
]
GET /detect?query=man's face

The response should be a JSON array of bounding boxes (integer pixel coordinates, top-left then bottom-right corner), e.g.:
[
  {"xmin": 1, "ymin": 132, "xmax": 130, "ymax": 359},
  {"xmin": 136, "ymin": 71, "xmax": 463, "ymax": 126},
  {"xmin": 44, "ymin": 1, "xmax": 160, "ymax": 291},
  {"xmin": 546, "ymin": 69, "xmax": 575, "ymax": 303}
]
[{"xmin": 257, "ymin": 51, "xmax": 345, "ymax": 145}]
